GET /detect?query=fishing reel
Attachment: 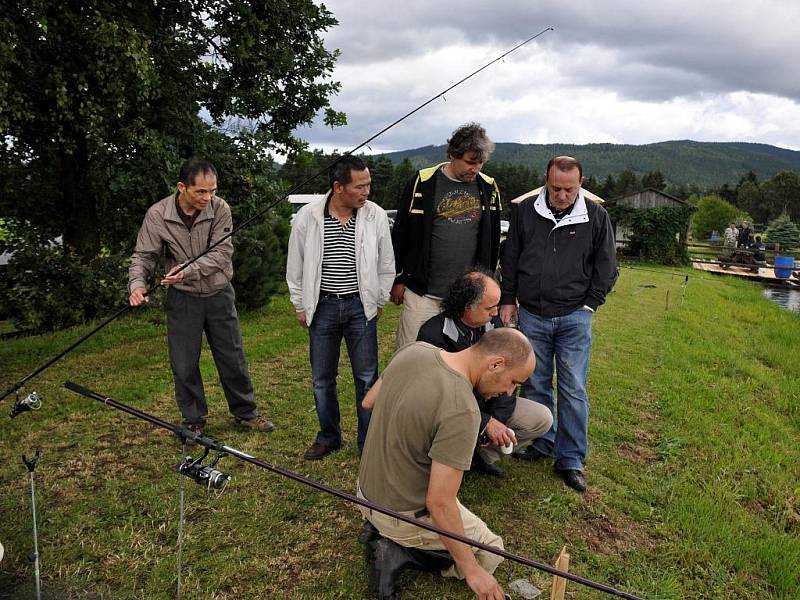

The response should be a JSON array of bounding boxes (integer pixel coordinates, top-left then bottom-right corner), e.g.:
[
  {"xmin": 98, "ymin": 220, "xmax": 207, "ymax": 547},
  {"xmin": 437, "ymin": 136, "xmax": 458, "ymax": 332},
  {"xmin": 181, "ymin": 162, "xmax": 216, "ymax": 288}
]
[
  {"xmin": 175, "ymin": 447, "xmax": 230, "ymax": 492},
  {"xmin": 10, "ymin": 391, "xmax": 42, "ymax": 419}
]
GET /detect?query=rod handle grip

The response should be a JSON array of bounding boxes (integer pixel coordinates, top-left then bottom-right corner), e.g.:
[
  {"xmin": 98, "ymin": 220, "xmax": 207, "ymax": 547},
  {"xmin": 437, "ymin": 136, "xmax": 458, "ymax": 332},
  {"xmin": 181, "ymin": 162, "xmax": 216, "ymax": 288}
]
[
  {"xmin": 0, "ymin": 382, "xmax": 23, "ymax": 402},
  {"xmin": 64, "ymin": 380, "xmax": 103, "ymax": 401}
]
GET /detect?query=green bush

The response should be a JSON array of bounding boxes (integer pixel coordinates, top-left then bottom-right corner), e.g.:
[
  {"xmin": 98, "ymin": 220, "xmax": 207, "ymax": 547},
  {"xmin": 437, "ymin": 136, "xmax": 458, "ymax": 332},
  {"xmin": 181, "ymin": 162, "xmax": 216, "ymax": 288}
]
[
  {"xmin": 608, "ymin": 205, "xmax": 693, "ymax": 265},
  {"xmin": 0, "ymin": 244, "xmax": 128, "ymax": 331},
  {"xmin": 690, "ymin": 195, "xmax": 739, "ymax": 240},
  {"xmin": 232, "ymin": 213, "xmax": 291, "ymax": 310},
  {"xmin": 765, "ymin": 213, "xmax": 800, "ymax": 250}
]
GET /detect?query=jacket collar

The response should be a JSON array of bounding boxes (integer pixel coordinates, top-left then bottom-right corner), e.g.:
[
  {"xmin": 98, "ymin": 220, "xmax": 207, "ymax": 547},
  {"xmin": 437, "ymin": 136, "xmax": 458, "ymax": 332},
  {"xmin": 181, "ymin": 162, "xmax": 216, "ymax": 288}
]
[
  {"xmin": 418, "ymin": 162, "xmax": 496, "ymax": 186},
  {"xmin": 164, "ymin": 192, "xmax": 217, "ymax": 224},
  {"xmin": 533, "ymin": 187, "xmax": 590, "ymax": 229},
  {"xmin": 311, "ymin": 194, "xmax": 375, "ymax": 223},
  {"xmin": 442, "ymin": 316, "xmax": 497, "ymax": 344}
]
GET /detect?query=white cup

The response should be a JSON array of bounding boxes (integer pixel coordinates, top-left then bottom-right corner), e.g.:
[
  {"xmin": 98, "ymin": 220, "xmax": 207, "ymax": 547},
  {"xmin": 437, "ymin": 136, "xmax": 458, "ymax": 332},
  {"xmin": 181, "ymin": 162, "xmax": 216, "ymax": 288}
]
[{"xmin": 501, "ymin": 429, "xmax": 515, "ymax": 454}]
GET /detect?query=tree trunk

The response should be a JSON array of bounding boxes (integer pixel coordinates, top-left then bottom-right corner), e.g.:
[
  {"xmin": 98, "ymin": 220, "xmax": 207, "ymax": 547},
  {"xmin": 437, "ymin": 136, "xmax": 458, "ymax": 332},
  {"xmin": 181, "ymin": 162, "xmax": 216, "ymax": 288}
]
[{"xmin": 60, "ymin": 140, "xmax": 100, "ymax": 262}]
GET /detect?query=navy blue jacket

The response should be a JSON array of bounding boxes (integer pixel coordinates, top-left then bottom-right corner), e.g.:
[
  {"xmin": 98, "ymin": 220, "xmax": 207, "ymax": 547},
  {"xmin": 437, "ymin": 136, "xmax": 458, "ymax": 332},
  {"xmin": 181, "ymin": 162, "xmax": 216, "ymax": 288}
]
[{"xmin": 501, "ymin": 191, "xmax": 617, "ymax": 317}]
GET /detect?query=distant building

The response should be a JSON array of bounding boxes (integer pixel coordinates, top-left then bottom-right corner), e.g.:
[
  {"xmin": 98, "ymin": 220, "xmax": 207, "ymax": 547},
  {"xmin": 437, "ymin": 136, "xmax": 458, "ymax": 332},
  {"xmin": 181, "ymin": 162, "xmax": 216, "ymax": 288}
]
[{"xmin": 605, "ymin": 188, "xmax": 693, "ymax": 246}]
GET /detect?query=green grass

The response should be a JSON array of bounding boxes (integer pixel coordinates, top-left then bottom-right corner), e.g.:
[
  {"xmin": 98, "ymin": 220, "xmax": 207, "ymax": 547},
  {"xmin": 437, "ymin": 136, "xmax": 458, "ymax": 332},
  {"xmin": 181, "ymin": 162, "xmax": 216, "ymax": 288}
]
[{"xmin": 0, "ymin": 267, "xmax": 798, "ymax": 599}]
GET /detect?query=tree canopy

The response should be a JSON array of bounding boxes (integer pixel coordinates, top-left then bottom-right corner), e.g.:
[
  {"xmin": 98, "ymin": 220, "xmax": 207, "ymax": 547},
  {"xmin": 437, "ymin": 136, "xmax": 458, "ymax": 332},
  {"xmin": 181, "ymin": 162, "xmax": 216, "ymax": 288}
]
[
  {"xmin": 0, "ymin": 0, "xmax": 344, "ymax": 260},
  {"xmin": 0, "ymin": 0, "xmax": 345, "ymax": 329},
  {"xmin": 765, "ymin": 213, "xmax": 800, "ymax": 249}
]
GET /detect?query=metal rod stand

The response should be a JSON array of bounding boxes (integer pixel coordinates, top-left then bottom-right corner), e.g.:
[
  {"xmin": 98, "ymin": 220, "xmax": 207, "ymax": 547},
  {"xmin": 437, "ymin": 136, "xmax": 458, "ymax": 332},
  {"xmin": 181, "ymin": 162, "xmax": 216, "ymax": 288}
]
[
  {"xmin": 176, "ymin": 460, "xmax": 186, "ymax": 600},
  {"xmin": 22, "ymin": 449, "xmax": 42, "ymax": 600}
]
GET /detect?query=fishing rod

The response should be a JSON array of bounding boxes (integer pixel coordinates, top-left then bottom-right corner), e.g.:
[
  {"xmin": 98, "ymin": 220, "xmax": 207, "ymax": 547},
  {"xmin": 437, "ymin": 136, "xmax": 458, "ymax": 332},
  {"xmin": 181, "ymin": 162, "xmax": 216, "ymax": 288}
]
[
  {"xmin": 0, "ymin": 27, "xmax": 554, "ymax": 405},
  {"xmin": 63, "ymin": 380, "xmax": 645, "ymax": 600}
]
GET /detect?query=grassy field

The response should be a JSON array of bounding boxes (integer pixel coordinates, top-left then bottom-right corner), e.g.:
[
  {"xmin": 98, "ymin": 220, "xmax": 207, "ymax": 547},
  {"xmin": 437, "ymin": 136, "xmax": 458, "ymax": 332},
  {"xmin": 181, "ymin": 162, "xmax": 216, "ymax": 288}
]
[{"xmin": 0, "ymin": 265, "xmax": 798, "ymax": 600}]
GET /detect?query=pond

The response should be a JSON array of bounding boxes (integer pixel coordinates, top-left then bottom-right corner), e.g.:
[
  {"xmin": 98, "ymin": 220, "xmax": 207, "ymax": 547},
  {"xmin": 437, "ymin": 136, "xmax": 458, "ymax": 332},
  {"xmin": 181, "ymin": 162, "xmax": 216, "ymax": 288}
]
[{"xmin": 762, "ymin": 286, "xmax": 800, "ymax": 313}]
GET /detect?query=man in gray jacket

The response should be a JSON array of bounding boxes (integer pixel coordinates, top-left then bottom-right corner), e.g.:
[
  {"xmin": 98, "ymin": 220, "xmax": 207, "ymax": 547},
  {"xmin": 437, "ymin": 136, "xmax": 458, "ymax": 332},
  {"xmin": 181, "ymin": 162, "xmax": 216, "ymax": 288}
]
[
  {"xmin": 129, "ymin": 159, "xmax": 274, "ymax": 435},
  {"xmin": 286, "ymin": 155, "xmax": 395, "ymax": 460}
]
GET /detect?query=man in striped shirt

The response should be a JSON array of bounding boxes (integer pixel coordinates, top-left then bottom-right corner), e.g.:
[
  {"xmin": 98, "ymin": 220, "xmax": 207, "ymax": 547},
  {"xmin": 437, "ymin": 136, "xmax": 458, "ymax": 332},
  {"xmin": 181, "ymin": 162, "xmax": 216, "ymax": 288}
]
[{"xmin": 287, "ymin": 156, "xmax": 395, "ymax": 460}]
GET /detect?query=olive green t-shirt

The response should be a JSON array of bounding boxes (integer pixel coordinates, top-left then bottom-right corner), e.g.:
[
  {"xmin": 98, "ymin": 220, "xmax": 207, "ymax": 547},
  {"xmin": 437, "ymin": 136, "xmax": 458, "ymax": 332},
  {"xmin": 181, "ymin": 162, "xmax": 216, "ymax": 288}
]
[{"xmin": 358, "ymin": 343, "xmax": 480, "ymax": 511}]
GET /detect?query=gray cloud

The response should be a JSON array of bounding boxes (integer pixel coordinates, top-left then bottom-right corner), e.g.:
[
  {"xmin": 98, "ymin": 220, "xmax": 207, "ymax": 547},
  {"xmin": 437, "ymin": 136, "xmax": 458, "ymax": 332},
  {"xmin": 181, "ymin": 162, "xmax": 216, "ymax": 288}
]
[
  {"xmin": 323, "ymin": 0, "xmax": 800, "ymax": 102},
  {"xmin": 297, "ymin": 0, "xmax": 800, "ymax": 151}
]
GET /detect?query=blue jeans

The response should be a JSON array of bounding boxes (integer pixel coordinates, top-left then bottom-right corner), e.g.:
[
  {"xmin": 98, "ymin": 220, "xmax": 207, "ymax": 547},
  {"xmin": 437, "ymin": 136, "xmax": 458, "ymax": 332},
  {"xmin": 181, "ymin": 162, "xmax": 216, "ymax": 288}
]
[
  {"xmin": 518, "ymin": 306, "xmax": 593, "ymax": 471},
  {"xmin": 309, "ymin": 295, "xmax": 377, "ymax": 449}
]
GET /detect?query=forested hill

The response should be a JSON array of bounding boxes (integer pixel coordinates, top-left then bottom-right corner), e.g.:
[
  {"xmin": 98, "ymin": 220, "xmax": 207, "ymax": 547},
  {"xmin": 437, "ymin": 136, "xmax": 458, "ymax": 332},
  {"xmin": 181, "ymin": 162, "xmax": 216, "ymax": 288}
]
[{"xmin": 379, "ymin": 140, "xmax": 800, "ymax": 187}]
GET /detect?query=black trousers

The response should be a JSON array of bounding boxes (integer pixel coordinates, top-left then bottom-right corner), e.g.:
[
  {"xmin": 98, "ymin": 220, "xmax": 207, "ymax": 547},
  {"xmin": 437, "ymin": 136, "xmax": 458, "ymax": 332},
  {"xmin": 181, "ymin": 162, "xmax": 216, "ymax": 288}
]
[{"xmin": 165, "ymin": 284, "xmax": 258, "ymax": 425}]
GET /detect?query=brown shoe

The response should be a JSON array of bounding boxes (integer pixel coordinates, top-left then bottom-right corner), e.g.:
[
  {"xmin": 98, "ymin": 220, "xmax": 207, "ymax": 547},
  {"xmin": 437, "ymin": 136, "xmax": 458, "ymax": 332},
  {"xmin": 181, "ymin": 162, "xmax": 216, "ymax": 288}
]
[
  {"xmin": 303, "ymin": 441, "xmax": 340, "ymax": 460},
  {"xmin": 234, "ymin": 415, "xmax": 275, "ymax": 432}
]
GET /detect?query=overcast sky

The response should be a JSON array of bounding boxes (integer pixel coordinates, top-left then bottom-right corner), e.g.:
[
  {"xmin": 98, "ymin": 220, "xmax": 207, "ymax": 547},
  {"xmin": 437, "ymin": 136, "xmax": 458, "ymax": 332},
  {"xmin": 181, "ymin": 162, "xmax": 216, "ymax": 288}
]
[{"xmin": 296, "ymin": 0, "xmax": 800, "ymax": 154}]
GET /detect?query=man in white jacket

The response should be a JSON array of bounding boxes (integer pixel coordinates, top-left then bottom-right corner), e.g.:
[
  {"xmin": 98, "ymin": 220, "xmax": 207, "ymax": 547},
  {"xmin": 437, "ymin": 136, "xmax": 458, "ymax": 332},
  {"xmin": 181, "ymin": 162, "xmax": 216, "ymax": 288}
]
[{"xmin": 287, "ymin": 155, "xmax": 395, "ymax": 460}]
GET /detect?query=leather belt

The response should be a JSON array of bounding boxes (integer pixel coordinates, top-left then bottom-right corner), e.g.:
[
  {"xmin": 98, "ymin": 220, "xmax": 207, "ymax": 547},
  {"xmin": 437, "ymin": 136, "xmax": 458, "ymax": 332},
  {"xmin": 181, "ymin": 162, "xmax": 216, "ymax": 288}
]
[{"xmin": 320, "ymin": 291, "xmax": 359, "ymax": 299}]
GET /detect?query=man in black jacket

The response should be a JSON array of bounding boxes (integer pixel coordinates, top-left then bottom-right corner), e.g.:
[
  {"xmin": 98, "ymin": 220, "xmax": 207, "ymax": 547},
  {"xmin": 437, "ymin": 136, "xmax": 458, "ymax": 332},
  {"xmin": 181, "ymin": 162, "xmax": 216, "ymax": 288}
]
[
  {"xmin": 499, "ymin": 157, "xmax": 617, "ymax": 492},
  {"xmin": 418, "ymin": 269, "xmax": 552, "ymax": 477},
  {"xmin": 738, "ymin": 220, "xmax": 752, "ymax": 248},
  {"xmin": 391, "ymin": 123, "xmax": 502, "ymax": 348}
]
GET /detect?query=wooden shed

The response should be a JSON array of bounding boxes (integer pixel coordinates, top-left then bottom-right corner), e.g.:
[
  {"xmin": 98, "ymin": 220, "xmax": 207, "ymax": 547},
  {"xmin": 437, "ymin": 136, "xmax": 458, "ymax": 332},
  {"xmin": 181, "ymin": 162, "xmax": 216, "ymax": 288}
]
[{"xmin": 605, "ymin": 188, "xmax": 693, "ymax": 245}]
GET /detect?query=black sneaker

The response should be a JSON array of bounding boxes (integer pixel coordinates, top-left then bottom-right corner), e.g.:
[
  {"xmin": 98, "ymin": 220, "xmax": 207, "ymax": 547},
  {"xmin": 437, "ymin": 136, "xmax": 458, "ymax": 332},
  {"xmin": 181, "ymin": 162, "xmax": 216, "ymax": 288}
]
[
  {"xmin": 470, "ymin": 453, "xmax": 505, "ymax": 477},
  {"xmin": 554, "ymin": 467, "xmax": 587, "ymax": 492},
  {"xmin": 513, "ymin": 445, "xmax": 549, "ymax": 461},
  {"xmin": 184, "ymin": 423, "xmax": 204, "ymax": 447}
]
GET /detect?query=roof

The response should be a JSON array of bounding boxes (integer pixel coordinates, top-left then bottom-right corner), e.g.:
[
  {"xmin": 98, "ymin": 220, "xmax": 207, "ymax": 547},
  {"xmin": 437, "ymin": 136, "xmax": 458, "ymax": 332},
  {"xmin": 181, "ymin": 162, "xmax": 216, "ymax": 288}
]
[{"xmin": 606, "ymin": 188, "xmax": 693, "ymax": 207}]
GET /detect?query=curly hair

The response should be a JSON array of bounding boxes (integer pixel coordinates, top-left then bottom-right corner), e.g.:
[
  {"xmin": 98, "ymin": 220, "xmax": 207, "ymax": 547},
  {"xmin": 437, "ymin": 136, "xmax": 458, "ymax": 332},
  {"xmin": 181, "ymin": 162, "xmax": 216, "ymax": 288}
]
[
  {"xmin": 446, "ymin": 122, "xmax": 495, "ymax": 162},
  {"xmin": 440, "ymin": 267, "xmax": 497, "ymax": 320}
]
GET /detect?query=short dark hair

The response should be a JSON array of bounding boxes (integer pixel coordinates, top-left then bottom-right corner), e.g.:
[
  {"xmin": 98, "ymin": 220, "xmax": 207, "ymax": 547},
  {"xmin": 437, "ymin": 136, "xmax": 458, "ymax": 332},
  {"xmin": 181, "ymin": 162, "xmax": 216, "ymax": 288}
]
[
  {"xmin": 179, "ymin": 159, "xmax": 217, "ymax": 187},
  {"xmin": 329, "ymin": 155, "xmax": 368, "ymax": 190},
  {"xmin": 447, "ymin": 122, "xmax": 494, "ymax": 162},
  {"xmin": 441, "ymin": 267, "xmax": 497, "ymax": 320},
  {"xmin": 475, "ymin": 328, "xmax": 533, "ymax": 368},
  {"xmin": 545, "ymin": 156, "xmax": 583, "ymax": 180}
]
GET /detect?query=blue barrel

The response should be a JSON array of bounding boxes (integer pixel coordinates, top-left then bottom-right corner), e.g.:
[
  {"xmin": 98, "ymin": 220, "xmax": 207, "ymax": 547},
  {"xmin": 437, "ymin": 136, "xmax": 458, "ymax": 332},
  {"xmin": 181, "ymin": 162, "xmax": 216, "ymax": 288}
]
[{"xmin": 774, "ymin": 256, "xmax": 794, "ymax": 279}]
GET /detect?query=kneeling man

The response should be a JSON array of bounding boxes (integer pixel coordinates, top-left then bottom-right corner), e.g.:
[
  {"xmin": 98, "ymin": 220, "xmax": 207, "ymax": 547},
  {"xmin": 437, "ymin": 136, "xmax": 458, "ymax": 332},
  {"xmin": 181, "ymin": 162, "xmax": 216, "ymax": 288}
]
[{"xmin": 358, "ymin": 329, "xmax": 534, "ymax": 599}]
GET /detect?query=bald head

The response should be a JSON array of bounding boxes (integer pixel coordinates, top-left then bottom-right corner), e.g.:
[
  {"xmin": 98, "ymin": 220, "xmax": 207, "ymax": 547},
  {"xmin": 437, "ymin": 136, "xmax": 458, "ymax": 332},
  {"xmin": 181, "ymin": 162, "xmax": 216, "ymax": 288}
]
[
  {"xmin": 474, "ymin": 328, "xmax": 533, "ymax": 367},
  {"xmin": 471, "ymin": 328, "xmax": 535, "ymax": 400}
]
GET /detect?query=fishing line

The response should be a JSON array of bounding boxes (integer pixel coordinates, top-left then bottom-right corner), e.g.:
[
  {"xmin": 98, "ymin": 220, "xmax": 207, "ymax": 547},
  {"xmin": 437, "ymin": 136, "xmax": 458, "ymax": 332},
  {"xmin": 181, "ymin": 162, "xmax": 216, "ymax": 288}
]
[{"xmin": 1, "ymin": 27, "xmax": 554, "ymax": 403}]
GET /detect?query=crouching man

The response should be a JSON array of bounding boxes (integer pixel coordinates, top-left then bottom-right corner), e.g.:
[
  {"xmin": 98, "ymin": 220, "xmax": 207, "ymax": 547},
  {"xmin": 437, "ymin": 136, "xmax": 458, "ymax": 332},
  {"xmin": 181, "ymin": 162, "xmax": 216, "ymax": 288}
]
[
  {"xmin": 357, "ymin": 329, "xmax": 534, "ymax": 599},
  {"xmin": 417, "ymin": 269, "xmax": 552, "ymax": 477}
]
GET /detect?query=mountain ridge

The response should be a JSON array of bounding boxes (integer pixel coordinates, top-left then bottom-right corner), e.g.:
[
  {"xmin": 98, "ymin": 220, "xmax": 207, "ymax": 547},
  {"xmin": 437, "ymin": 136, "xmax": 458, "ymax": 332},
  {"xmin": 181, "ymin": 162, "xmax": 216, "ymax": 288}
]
[{"xmin": 377, "ymin": 140, "xmax": 800, "ymax": 187}]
